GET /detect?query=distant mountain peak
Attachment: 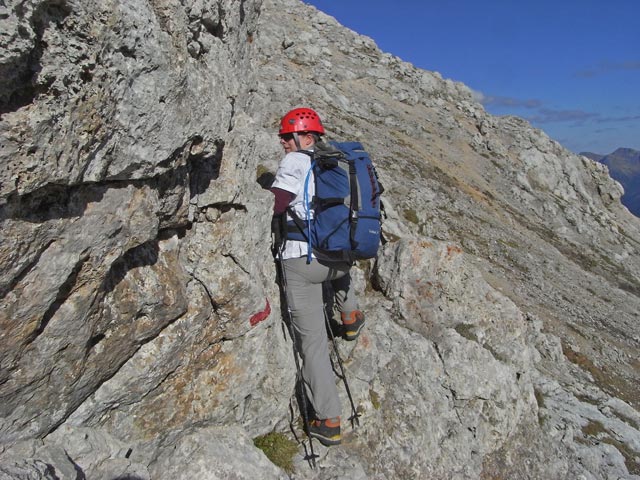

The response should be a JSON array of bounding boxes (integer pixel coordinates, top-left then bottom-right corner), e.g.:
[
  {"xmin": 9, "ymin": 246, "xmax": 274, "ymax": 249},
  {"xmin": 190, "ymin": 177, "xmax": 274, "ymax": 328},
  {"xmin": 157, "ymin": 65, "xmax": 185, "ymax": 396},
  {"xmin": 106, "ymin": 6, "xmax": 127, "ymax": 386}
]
[
  {"xmin": 580, "ymin": 147, "xmax": 639, "ymax": 160},
  {"xmin": 613, "ymin": 147, "xmax": 639, "ymax": 156},
  {"xmin": 584, "ymin": 147, "xmax": 640, "ymax": 216}
]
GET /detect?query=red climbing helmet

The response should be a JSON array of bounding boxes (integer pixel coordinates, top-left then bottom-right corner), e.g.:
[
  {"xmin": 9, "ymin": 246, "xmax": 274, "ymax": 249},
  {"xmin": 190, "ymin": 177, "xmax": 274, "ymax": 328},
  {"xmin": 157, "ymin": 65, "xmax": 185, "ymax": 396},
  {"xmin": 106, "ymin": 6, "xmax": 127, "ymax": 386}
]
[{"xmin": 279, "ymin": 108, "xmax": 325, "ymax": 135}]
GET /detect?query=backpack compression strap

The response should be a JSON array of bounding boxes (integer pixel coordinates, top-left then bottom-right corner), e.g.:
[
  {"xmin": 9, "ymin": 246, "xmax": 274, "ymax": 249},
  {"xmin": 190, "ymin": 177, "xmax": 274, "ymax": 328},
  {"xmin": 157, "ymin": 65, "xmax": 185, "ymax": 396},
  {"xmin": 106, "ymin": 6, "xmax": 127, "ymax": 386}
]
[{"xmin": 348, "ymin": 160, "xmax": 359, "ymax": 251}]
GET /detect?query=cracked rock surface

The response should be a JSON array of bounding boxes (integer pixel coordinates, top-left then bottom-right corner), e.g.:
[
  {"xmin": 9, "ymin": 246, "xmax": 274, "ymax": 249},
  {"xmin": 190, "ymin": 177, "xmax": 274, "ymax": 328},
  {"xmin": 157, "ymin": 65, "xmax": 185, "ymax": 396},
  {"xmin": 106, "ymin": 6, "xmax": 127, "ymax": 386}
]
[{"xmin": 1, "ymin": 0, "xmax": 639, "ymax": 478}]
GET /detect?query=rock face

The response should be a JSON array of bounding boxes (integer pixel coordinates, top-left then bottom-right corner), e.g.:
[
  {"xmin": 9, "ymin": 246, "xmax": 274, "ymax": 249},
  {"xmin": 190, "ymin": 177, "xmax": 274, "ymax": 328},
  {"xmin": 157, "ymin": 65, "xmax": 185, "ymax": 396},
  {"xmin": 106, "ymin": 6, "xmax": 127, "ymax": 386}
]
[
  {"xmin": 1, "ymin": 0, "xmax": 639, "ymax": 478},
  {"xmin": 582, "ymin": 148, "xmax": 640, "ymax": 217}
]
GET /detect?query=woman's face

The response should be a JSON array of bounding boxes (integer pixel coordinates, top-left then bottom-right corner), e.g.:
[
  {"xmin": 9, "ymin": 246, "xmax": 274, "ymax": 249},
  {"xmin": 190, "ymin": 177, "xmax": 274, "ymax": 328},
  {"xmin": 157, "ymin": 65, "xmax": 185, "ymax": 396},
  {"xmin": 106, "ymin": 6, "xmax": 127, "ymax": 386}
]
[
  {"xmin": 279, "ymin": 133, "xmax": 296, "ymax": 153},
  {"xmin": 279, "ymin": 132, "xmax": 314, "ymax": 153}
]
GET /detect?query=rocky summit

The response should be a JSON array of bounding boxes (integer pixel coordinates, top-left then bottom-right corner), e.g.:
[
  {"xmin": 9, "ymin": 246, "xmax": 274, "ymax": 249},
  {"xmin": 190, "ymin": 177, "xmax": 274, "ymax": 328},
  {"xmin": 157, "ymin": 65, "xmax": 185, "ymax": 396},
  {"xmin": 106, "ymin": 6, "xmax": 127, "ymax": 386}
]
[{"xmin": 1, "ymin": 0, "xmax": 639, "ymax": 479}]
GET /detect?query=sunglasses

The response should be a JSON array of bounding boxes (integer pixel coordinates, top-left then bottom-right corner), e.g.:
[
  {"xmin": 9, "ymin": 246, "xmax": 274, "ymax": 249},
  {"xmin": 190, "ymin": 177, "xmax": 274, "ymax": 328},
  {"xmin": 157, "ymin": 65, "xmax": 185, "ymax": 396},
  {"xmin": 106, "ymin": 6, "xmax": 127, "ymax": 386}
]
[{"xmin": 279, "ymin": 133, "xmax": 295, "ymax": 141}]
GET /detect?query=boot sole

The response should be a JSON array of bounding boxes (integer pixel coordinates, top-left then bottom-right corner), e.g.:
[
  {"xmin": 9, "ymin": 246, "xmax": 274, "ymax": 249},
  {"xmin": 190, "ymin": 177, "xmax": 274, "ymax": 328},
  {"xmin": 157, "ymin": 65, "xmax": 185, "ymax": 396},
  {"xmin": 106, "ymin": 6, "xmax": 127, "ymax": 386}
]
[
  {"xmin": 343, "ymin": 322, "xmax": 364, "ymax": 341},
  {"xmin": 309, "ymin": 431, "xmax": 341, "ymax": 446}
]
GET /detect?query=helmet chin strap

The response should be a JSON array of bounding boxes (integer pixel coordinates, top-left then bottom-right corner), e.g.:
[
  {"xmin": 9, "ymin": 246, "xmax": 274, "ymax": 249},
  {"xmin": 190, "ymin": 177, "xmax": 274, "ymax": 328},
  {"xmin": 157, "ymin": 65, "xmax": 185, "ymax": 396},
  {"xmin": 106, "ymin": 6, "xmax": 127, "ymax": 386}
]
[
  {"xmin": 293, "ymin": 132, "xmax": 315, "ymax": 152},
  {"xmin": 293, "ymin": 132, "xmax": 302, "ymax": 151}
]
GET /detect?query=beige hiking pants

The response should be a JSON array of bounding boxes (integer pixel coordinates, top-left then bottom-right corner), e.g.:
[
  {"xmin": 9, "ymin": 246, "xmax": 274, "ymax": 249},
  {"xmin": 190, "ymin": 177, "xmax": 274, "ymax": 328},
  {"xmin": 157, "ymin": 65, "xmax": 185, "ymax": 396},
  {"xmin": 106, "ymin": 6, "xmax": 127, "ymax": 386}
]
[{"xmin": 282, "ymin": 256, "xmax": 358, "ymax": 419}]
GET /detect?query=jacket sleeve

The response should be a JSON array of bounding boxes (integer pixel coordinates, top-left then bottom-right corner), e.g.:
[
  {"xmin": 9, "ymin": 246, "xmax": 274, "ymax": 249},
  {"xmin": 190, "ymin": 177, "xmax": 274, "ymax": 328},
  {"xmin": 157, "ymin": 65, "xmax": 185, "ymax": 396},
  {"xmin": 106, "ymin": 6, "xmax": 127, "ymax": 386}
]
[
  {"xmin": 271, "ymin": 152, "xmax": 306, "ymax": 195},
  {"xmin": 270, "ymin": 187, "xmax": 295, "ymax": 214}
]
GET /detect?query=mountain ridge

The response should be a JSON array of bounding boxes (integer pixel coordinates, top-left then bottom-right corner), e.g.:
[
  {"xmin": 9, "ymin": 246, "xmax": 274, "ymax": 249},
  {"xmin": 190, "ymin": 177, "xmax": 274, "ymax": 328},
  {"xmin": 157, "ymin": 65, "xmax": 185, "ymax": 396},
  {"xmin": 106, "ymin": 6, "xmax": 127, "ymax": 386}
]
[
  {"xmin": 581, "ymin": 147, "xmax": 640, "ymax": 216},
  {"xmin": 0, "ymin": 0, "xmax": 639, "ymax": 478}
]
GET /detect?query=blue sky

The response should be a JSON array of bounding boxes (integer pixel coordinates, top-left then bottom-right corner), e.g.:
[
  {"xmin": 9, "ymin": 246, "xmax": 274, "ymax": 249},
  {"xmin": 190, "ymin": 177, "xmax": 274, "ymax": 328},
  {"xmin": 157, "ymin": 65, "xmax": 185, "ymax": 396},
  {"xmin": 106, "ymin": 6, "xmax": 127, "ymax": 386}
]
[{"xmin": 304, "ymin": 1, "xmax": 640, "ymax": 154}]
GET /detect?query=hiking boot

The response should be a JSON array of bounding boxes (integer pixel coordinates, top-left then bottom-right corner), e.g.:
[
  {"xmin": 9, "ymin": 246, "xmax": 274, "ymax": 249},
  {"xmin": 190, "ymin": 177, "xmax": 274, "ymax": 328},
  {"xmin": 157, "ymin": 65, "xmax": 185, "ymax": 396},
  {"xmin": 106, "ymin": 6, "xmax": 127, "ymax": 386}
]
[
  {"xmin": 308, "ymin": 417, "xmax": 341, "ymax": 446},
  {"xmin": 341, "ymin": 310, "xmax": 365, "ymax": 341}
]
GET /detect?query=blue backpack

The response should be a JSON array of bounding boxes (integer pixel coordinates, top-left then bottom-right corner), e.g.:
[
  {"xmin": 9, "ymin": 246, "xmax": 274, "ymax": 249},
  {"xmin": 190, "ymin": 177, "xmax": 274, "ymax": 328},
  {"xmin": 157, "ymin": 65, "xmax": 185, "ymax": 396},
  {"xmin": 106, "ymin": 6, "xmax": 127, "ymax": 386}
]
[{"xmin": 286, "ymin": 141, "xmax": 383, "ymax": 263}]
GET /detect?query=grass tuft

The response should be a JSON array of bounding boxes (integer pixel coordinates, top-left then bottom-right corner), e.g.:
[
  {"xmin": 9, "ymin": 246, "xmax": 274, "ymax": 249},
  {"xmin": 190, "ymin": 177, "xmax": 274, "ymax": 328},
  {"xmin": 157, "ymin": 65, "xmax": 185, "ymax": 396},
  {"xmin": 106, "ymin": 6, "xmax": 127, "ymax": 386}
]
[{"xmin": 254, "ymin": 432, "xmax": 299, "ymax": 474}]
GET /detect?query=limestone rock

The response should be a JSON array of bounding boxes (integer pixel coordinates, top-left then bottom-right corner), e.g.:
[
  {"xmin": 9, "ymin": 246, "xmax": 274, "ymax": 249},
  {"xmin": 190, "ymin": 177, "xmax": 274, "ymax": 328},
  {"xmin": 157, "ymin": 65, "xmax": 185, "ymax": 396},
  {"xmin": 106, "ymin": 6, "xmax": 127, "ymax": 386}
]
[
  {"xmin": 1, "ymin": 0, "xmax": 640, "ymax": 478},
  {"xmin": 0, "ymin": 461, "xmax": 58, "ymax": 480},
  {"xmin": 149, "ymin": 426, "xmax": 289, "ymax": 479}
]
